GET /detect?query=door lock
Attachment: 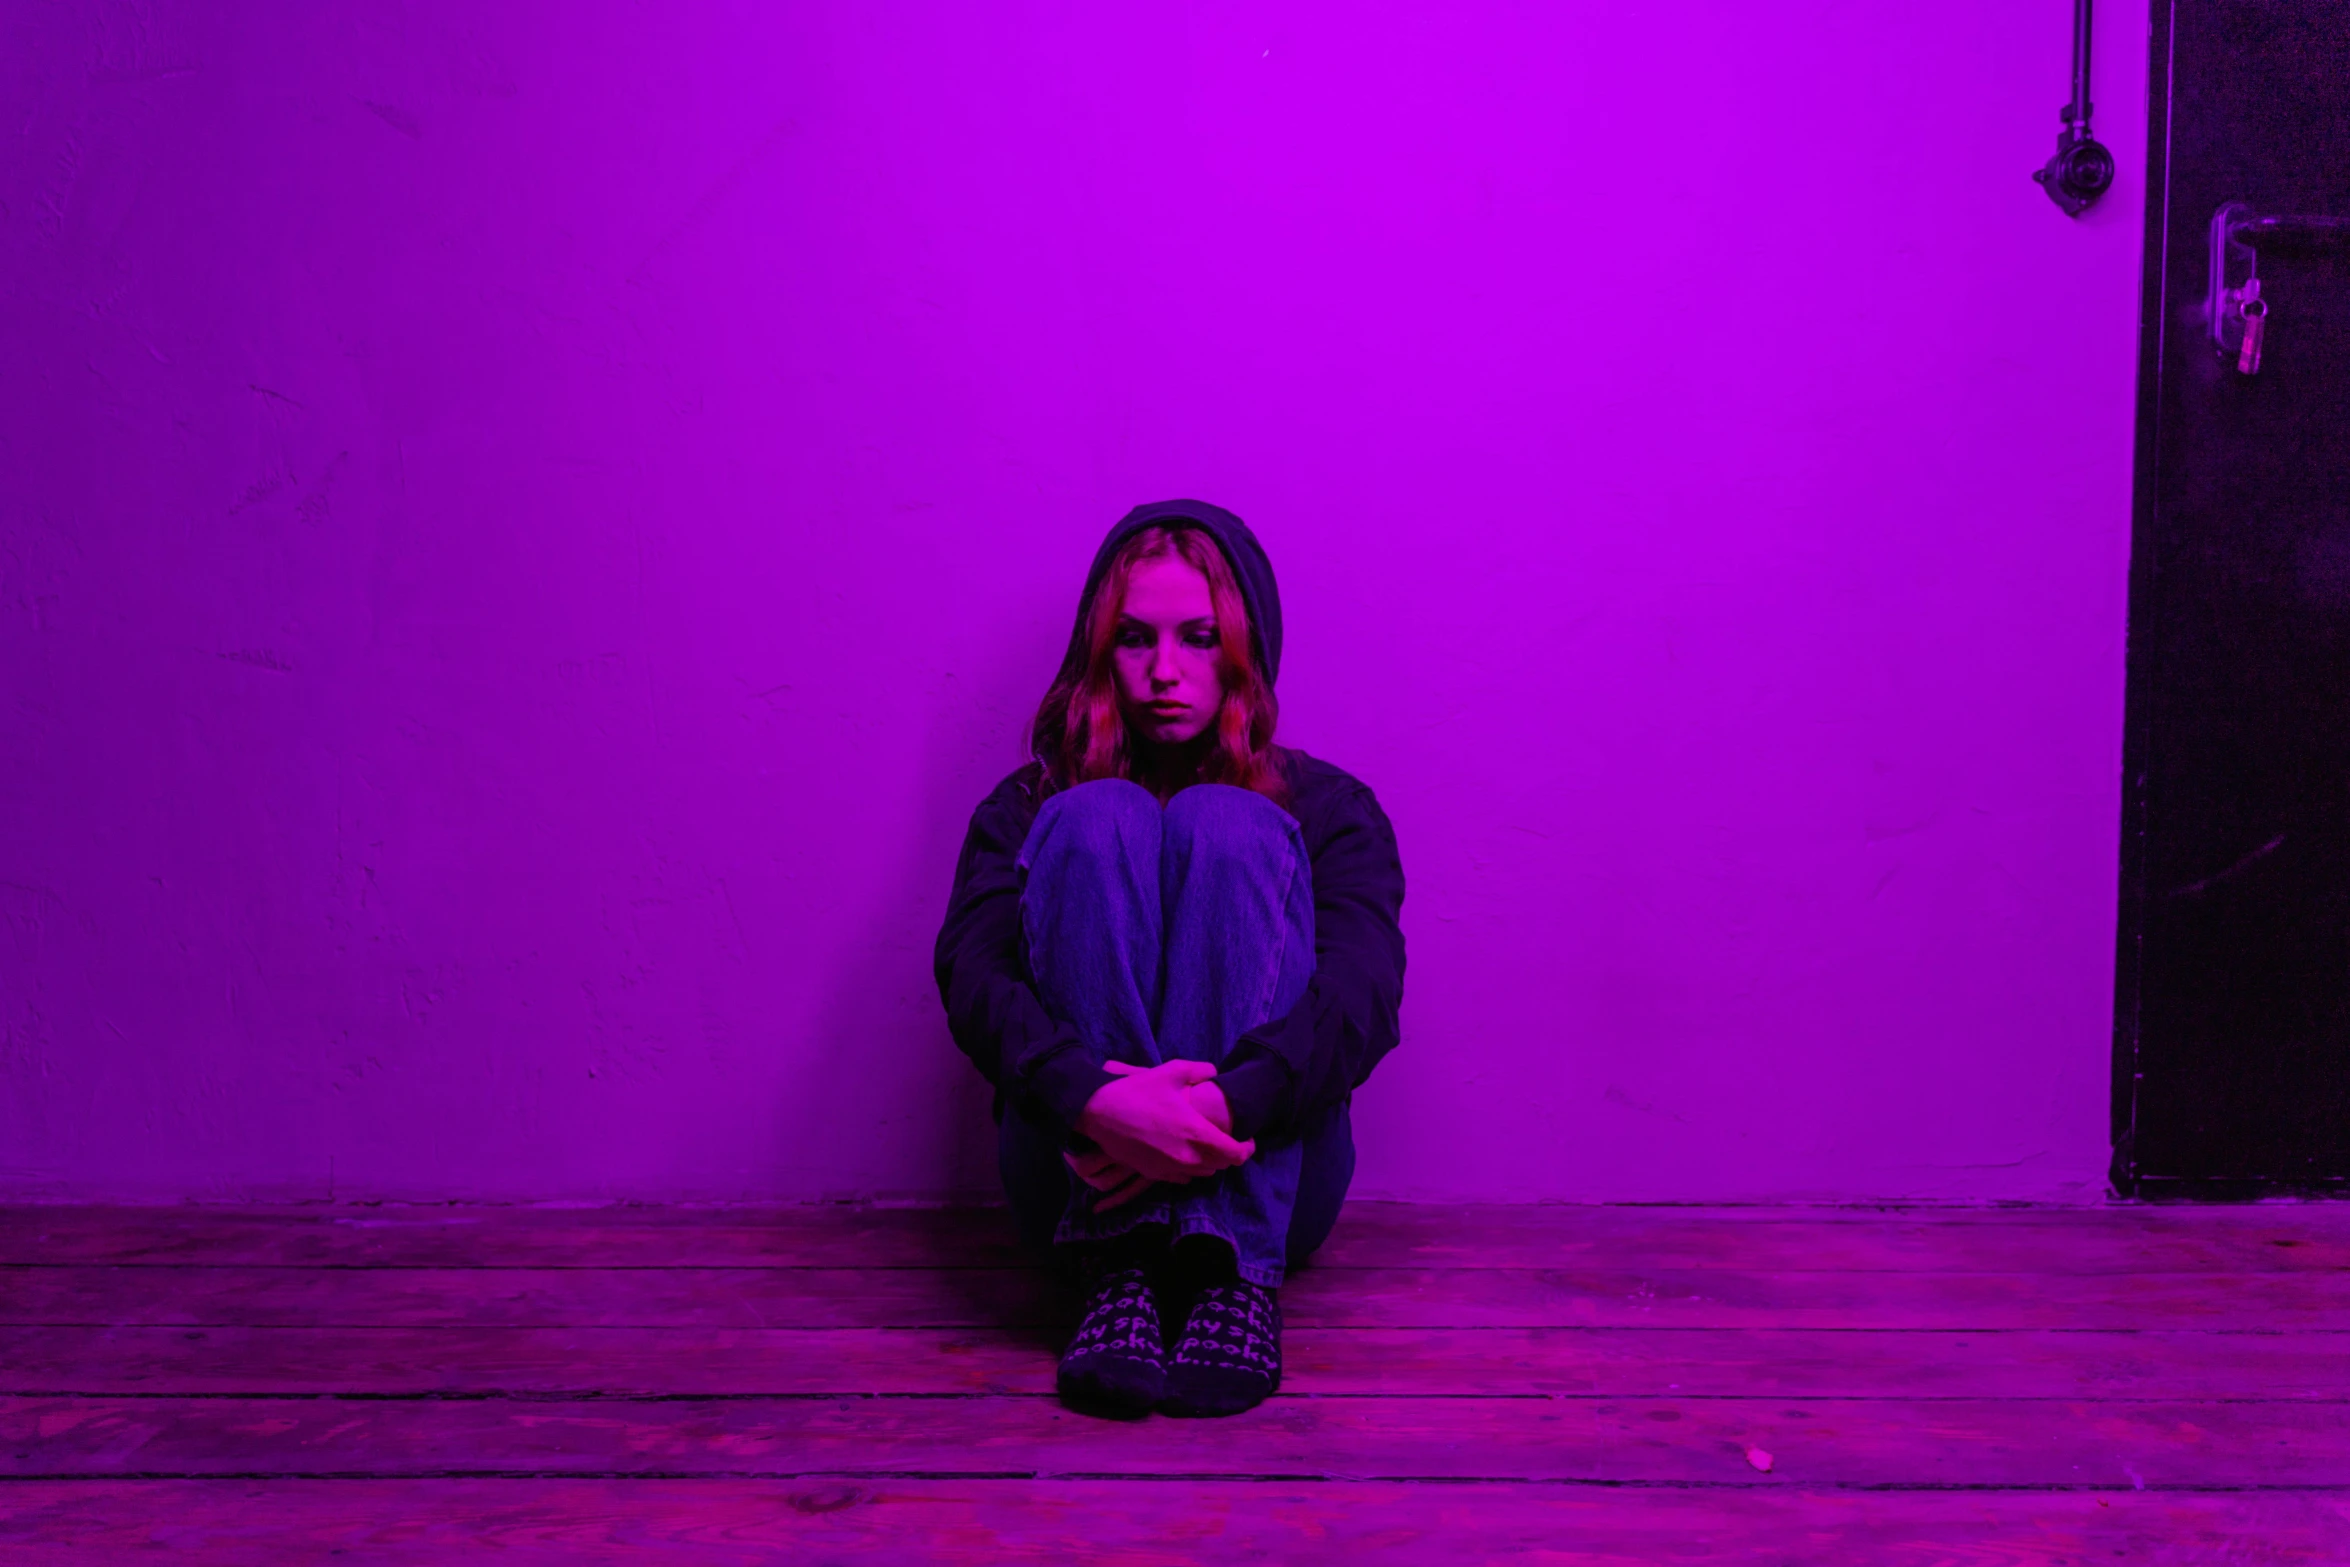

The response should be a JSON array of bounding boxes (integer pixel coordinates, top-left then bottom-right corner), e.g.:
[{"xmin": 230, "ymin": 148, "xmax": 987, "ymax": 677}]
[{"xmin": 2206, "ymin": 203, "xmax": 2350, "ymax": 375}]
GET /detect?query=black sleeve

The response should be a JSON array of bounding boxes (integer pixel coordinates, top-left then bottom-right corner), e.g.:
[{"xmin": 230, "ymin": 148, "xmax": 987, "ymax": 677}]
[
  {"xmin": 1214, "ymin": 782, "xmax": 1406, "ymax": 1142},
  {"xmin": 933, "ymin": 777, "xmax": 1114, "ymax": 1130}
]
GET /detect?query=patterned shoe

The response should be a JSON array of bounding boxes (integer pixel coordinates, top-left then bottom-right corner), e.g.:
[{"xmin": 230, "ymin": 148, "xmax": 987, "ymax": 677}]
[
  {"xmin": 1161, "ymin": 1279, "xmax": 1282, "ymax": 1417},
  {"xmin": 1055, "ymin": 1259, "xmax": 1165, "ymax": 1417}
]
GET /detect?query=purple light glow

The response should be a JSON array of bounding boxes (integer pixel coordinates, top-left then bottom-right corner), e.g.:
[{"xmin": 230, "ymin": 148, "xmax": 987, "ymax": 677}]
[{"xmin": 0, "ymin": 1, "xmax": 2147, "ymax": 1203}]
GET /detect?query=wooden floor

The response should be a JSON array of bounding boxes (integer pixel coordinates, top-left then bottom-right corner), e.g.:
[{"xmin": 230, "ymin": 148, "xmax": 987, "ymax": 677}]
[{"xmin": 2, "ymin": 1202, "xmax": 2348, "ymax": 1563}]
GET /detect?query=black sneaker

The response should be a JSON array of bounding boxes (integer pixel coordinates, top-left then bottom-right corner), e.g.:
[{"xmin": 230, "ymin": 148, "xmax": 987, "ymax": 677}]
[
  {"xmin": 1055, "ymin": 1259, "xmax": 1166, "ymax": 1417},
  {"xmin": 1161, "ymin": 1279, "xmax": 1281, "ymax": 1417}
]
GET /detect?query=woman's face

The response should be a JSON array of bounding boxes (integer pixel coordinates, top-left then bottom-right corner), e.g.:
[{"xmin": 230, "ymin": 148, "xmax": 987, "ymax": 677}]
[{"xmin": 1112, "ymin": 554, "xmax": 1224, "ymax": 748}]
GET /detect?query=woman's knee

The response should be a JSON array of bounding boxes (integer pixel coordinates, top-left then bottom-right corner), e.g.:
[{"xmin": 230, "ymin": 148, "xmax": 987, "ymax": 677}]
[
  {"xmin": 1025, "ymin": 778, "xmax": 1159, "ymax": 869},
  {"xmin": 1162, "ymin": 783, "xmax": 1295, "ymax": 856}
]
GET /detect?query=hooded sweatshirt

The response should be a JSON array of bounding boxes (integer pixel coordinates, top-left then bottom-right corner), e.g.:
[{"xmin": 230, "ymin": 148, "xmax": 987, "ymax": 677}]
[{"xmin": 933, "ymin": 499, "xmax": 1407, "ymax": 1142}]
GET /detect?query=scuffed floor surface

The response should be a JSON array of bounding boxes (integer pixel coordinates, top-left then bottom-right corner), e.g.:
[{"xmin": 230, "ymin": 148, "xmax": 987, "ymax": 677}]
[{"xmin": 2, "ymin": 1201, "xmax": 2347, "ymax": 1562}]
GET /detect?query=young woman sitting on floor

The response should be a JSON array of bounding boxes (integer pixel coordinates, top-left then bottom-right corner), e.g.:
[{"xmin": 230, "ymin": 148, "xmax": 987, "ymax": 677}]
[{"xmin": 935, "ymin": 500, "xmax": 1407, "ymax": 1419}]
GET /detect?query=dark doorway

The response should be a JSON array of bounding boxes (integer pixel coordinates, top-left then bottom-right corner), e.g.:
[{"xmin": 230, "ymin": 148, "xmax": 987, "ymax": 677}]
[{"xmin": 2115, "ymin": 0, "xmax": 2350, "ymax": 1195}]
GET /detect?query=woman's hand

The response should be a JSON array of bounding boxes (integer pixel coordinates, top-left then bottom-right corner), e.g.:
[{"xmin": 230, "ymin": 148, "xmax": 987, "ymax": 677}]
[
  {"xmin": 1072, "ymin": 1060, "xmax": 1255, "ymax": 1202},
  {"xmin": 1064, "ymin": 1144, "xmax": 1153, "ymax": 1212},
  {"xmin": 1062, "ymin": 1078, "xmax": 1238, "ymax": 1214},
  {"xmin": 1066, "ymin": 1063, "xmax": 1249, "ymax": 1211},
  {"xmin": 1187, "ymin": 1078, "xmax": 1234, "ymax": 1134}
]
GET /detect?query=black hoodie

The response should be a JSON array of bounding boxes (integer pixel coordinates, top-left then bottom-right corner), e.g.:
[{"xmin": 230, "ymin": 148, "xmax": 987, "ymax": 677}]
[{"xmin": 932, "ymin": 500, "xmax": 1407, "ymax": 1142}]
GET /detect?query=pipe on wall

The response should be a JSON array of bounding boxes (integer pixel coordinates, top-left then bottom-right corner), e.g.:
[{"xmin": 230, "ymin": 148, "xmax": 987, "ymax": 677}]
[{"xmin": 2034, "ymin": 0, "xmax": 2117, "ymax": 215}]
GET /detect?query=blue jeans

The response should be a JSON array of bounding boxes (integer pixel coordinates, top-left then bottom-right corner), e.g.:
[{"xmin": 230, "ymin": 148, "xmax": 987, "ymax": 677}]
[{"xmin": 997, "ymin": 779, "xmax": 1354, "ymax": 1287}]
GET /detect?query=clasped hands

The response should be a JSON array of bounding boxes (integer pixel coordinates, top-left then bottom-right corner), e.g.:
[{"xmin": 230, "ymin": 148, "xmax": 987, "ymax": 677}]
[{"xmin": 1066, "ymin": 1059, "xmax": 1255, "ymax": 1213}]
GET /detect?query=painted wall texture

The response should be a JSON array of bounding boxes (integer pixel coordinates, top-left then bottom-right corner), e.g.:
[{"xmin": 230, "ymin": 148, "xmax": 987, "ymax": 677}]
[{"xmin": 2, "ymin": 2, "xmax": 2147, "ymax": 1202}]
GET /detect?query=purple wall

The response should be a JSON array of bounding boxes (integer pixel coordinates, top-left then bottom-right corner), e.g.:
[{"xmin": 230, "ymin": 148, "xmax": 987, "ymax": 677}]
[{"xmin": 2, "ymin": 2, "xmax": 2146, "ymax": 1202}]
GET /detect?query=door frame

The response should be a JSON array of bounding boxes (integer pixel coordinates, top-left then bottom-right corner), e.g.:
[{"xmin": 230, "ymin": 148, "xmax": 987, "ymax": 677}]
[{"xmin": 2110, "ymin": 0, "xmax": 2350, "ymax": 1201}]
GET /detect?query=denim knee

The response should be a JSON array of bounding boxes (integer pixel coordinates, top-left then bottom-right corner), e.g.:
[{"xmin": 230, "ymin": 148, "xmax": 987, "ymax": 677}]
[
  {"xmin": 1024, "ymin": 778, "xmax": 1159, "ymax": 868},
  {"xmin": 1038, "ymin": 777, "xmax": 1157, "ymax": 836},
  {"xmin": 1161, "ymin": 782, "xmax": 1293, "ymax": 855}
]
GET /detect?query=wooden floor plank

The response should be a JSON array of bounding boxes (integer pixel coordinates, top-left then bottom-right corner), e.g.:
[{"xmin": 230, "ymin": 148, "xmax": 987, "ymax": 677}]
[
  {"xmin": 0, "ymin": 1206, "xmax": 1028, "ymax": 1271},
  {"xmin": 6, "ymin": 1262, "xmax": 2346, "ymax": 1331},
  {"xmin": 5, "ymin": 1323, "xmax": 2346, "ymax": 1400},
  {"xmin": 1303, "ymin": 1263, "xmax": 2350, "ymax": 1331},
  {"xmin": 1316, "ymin": 1204, "xmax": 2350, "ymax": 1275},
  {"xmin": 0, "ymin": 1265, "xmax": 1061, "ymax": 1330},
  {"xmin": 9, "ymin": 1392, "xmax": 2348, "ymax": 1488},
  {"xmin": 9, "ymin": 1201, "xmax": 2350, "ymax": 1273},
  {"xmin": 4, "ymin": 1479, "xmax": 2345, "ymax": 1566}
]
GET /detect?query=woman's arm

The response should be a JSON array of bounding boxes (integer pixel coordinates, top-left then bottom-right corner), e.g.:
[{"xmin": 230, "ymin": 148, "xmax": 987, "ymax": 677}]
[
  {"xmin": 933, "ymin": 776, "xmax": 1115, "ymax": 1128},
  {"xmin": 1213, "ymin": 781, "xmax": 1406, "ymax": 1141}
]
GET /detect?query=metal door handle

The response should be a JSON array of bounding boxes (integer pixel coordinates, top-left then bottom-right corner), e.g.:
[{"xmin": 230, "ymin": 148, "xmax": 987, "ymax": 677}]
[{"xmin": 2208, "ymin": 202, "xmax": 2350, "ymax": 363}]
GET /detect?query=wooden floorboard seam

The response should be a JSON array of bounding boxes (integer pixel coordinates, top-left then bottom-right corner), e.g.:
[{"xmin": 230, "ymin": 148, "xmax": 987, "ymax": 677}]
[
  {"xmin": 5, "ymin": 1472, "xmax": 2342, "ymax": 1491},
  {"xmin": 4, "ymin": 1400, "xmax": 2350, "ymax": 1409},
  {"xmin": 10, "ymin": 1327, "xmax": 2344, "ymax": 1336}
]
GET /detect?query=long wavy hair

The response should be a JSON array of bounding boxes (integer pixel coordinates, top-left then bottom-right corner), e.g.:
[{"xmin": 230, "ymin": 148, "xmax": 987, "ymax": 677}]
[{"xmin": 1029, "ymin": 526, "xmax": 1287, "ymax": 805}]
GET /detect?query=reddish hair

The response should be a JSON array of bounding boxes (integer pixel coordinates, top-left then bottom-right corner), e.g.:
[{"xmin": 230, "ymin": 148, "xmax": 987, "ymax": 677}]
[{"xmin": 1030, "ymin": 526, "xmax": 1287, "ymax": 806}]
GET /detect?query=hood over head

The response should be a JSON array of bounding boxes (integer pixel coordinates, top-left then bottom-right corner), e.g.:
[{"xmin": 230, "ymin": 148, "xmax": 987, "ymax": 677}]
[{"xmin": 1069, "ymin": 499, "xmax": 1285, "ymax": 684}]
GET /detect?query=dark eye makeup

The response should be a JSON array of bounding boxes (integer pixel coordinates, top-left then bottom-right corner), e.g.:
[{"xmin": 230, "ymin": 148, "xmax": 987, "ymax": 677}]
[{"xmin": 1114, "ymin": 619, "xmax": 1219, "ymax": 650}]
